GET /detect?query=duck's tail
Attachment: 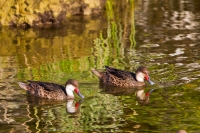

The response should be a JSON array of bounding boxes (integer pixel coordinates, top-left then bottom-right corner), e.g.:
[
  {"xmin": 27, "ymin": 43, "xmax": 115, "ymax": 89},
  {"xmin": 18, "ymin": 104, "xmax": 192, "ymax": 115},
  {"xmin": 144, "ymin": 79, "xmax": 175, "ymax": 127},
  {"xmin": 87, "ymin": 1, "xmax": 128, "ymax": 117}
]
[
  {"xmin": 91, "ymin": 68, "xmax": 102, "ymax": 78},
  {"xmin": 17, "ymin": 82, "xmax": 28, "ymax": 90}
]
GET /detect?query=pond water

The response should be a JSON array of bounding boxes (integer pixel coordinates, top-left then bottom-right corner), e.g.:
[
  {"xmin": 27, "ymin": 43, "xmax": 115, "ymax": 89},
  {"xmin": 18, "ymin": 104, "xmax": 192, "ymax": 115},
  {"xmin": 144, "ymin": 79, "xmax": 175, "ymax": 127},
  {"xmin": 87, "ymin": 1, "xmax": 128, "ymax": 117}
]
[{"xmin": 0, "ymin": 0, "xmax": 200, "ymax": 132}]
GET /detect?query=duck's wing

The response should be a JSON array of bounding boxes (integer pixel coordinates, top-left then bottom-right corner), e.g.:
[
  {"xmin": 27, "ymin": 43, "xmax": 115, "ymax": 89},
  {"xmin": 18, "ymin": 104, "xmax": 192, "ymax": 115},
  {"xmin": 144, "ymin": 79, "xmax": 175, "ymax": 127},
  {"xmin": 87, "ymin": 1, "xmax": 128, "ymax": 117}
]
[
  {"xmin": 105, "ymin": 66, "xmax": 135, "ymax": 80},
  {"xmin": 27, "ymin": 80, "xmax": 65, "ymax": 92}
]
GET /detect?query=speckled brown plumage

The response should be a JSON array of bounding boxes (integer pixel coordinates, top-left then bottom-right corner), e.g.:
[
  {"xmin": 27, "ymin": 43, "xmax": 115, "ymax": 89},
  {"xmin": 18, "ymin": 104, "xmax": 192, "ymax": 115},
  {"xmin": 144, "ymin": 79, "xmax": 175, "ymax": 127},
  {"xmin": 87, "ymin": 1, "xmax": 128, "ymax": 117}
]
[
  {"xmin": 18, "ymin": 79, "xmax": 80, "ymax": 100},
  {"xmin": 91, "ymin": 66, "xmax": 153, "ymax": 88}
]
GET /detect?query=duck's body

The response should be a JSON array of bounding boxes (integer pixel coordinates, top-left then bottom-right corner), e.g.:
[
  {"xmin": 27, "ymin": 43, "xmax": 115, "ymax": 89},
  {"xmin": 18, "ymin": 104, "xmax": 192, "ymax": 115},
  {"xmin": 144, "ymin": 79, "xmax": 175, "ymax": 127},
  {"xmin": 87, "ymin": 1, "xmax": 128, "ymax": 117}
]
[
  {"xmin": 18, "ymin": 79, "xmax": 84, "ymax": 100},
  {"xmin": 91, "ymin": 66, "xmax": 154, "ymax": 88}
]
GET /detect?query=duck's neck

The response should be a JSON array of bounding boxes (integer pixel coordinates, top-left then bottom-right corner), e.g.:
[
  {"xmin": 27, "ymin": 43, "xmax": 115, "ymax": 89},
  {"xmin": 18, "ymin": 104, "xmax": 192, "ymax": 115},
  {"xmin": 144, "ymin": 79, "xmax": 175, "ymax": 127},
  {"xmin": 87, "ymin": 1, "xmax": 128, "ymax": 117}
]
[{"xmin": 66, "ymin": 85, "xmax": 75, "ymax": 98}]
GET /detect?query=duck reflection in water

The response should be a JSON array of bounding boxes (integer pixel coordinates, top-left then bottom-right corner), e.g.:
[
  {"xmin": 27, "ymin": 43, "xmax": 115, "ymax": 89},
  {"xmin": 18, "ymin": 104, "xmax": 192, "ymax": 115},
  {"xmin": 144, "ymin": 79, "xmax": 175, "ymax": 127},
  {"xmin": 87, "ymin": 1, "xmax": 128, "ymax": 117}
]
[
  {"xmin": 66, "ymin": 99, "xmax": 84, "ymax": 115},
  {"xmin": 99, "ymin": 83, "xmax": 155, "ymax": 104},
  {"xmin": 135, "ymin": 88, "xmax": 155, "ymax": 104},
  {"xmin": 26, "ymin": 95, "xmax": 84, "ymax": 114}
]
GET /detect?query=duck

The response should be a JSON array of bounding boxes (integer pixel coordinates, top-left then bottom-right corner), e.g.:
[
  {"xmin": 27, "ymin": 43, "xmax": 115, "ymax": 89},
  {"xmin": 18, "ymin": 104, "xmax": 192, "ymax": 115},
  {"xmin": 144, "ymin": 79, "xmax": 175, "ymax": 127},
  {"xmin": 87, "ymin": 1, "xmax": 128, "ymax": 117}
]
[
  {"xmin": 91, "ymin": 66, "xmax": 154, "ymax": 88},
  {"xmin": 17, "ymin": 79, "xmax": 84, "ymax": 100}
]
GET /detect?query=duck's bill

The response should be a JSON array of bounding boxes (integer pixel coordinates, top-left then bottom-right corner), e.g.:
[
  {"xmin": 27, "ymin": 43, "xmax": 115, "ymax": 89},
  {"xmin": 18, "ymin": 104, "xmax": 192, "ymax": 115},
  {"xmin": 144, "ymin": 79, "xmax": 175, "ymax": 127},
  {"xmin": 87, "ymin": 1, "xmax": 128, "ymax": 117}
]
[
  {"xmin": 145, "ymin": 75, "xmax": 155, "ymax": 85},
  {"xmin": 74, "ymin": 88, "xmax": 85, "ymax": 99},
  {"xmin": 148, "ymin": 79, "xmax": 155, "ymax": 85},
  {"xmin": 77, "ymin": 92, "xmax": 84, "ymax": 99}
]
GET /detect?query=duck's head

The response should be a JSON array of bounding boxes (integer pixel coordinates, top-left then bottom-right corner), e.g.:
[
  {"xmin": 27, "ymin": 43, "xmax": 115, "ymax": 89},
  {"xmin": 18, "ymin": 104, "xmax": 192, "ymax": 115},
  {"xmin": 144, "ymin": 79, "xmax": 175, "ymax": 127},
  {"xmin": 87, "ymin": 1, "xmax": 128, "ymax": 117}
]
[
  {"xmin": 135, "ymin": 66, "xmax": 155, "ymax": 85},
  {"xmin": 65, "ymin": 79, "xmax": 84, "ymax": 99}
]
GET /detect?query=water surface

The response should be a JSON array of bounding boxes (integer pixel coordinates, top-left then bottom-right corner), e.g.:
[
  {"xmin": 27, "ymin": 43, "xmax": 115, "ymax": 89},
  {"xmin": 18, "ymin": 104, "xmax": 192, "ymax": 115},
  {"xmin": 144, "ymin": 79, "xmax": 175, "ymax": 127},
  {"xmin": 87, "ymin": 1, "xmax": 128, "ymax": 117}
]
[{"xmin": 0, "ymin": 0, "xmax": 200, "ymax": 132}]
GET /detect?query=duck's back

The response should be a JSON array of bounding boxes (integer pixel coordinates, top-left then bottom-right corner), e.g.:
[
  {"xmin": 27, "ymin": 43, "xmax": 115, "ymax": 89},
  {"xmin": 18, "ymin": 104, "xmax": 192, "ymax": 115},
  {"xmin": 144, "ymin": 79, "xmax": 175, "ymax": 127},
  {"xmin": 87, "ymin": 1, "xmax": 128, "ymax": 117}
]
[
  {"xmin": 24, "ymin": 81, "xmax": 67, "ymax": 100},
  {"xmin": 103, "ymin": 66, "xmax": 145, "ymax": 87}
]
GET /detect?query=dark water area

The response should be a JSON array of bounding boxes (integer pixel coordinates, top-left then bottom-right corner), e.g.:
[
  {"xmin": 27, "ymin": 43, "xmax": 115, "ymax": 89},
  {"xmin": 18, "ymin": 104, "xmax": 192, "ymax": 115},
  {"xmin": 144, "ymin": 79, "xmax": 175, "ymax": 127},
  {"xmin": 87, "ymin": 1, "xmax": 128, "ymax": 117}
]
[{"xmin": 0, "ymin": 0, "xmax": 200, "ymax": 132}]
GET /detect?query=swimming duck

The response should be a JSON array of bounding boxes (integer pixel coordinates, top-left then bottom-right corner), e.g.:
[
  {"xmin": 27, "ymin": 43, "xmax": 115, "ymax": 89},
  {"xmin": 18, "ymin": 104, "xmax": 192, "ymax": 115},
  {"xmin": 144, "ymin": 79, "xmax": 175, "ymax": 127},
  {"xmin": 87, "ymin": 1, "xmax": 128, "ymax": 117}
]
[
  {"xmin": 91, "ymin": 66, "xmax": 154, "ymax": 88},
  {"xmin": 17, "ymin": 79, "xmax": 84, "ymax": 100}
]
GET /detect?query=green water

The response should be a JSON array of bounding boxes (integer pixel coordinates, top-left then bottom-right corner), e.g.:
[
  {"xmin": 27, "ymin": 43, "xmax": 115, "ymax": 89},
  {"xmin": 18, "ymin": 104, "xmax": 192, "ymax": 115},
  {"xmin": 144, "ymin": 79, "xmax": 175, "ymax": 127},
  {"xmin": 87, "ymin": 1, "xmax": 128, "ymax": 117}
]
[{"xmin": 0, "ymin": 0, "xmax": 200, "ymax": 132}]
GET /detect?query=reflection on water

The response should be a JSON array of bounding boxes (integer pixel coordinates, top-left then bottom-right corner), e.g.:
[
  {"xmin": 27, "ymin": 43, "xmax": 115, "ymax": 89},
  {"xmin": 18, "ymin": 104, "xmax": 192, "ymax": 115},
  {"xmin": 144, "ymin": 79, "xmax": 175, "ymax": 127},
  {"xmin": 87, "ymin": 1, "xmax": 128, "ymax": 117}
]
[
  {"xmin": 66, "ymin": 99, "xmax": 83, "ymax": 115},
  {"xmin": 0, "ymin": 0, "xmax": 200, "ymax": 132},
  {"xmin": 100, "ymin": 84, "xmax": 155, "ymax": 104}
]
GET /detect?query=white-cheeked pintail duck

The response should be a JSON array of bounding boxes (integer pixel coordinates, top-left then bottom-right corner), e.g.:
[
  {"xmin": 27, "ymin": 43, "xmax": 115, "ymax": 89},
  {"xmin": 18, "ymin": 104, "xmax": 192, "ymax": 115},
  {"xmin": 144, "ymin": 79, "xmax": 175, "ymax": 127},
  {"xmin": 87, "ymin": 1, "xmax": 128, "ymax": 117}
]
[
  {"xmin": 17, "ymin": 79, "xmax": 84, "ymax": 100},
  {"xmin": 91, "ymin": 66, "xmax": 154, "ymax": 88}
]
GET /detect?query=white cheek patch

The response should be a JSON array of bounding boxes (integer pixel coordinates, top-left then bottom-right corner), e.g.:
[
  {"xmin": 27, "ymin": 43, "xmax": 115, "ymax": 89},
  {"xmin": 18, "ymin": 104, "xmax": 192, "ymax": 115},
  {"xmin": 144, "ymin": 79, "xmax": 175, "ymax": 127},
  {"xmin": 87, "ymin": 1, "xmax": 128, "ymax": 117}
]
[
  {"xmin": 66, "ymin": 85, "xmax": 75, "ymax": 97},
  {"xmin": 66, "ymin": 84, "xmax": 75, "ymax": 91},
  {"xmin": 136, "ymin": 72, "xmax": 145, "ymax": 82}
]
